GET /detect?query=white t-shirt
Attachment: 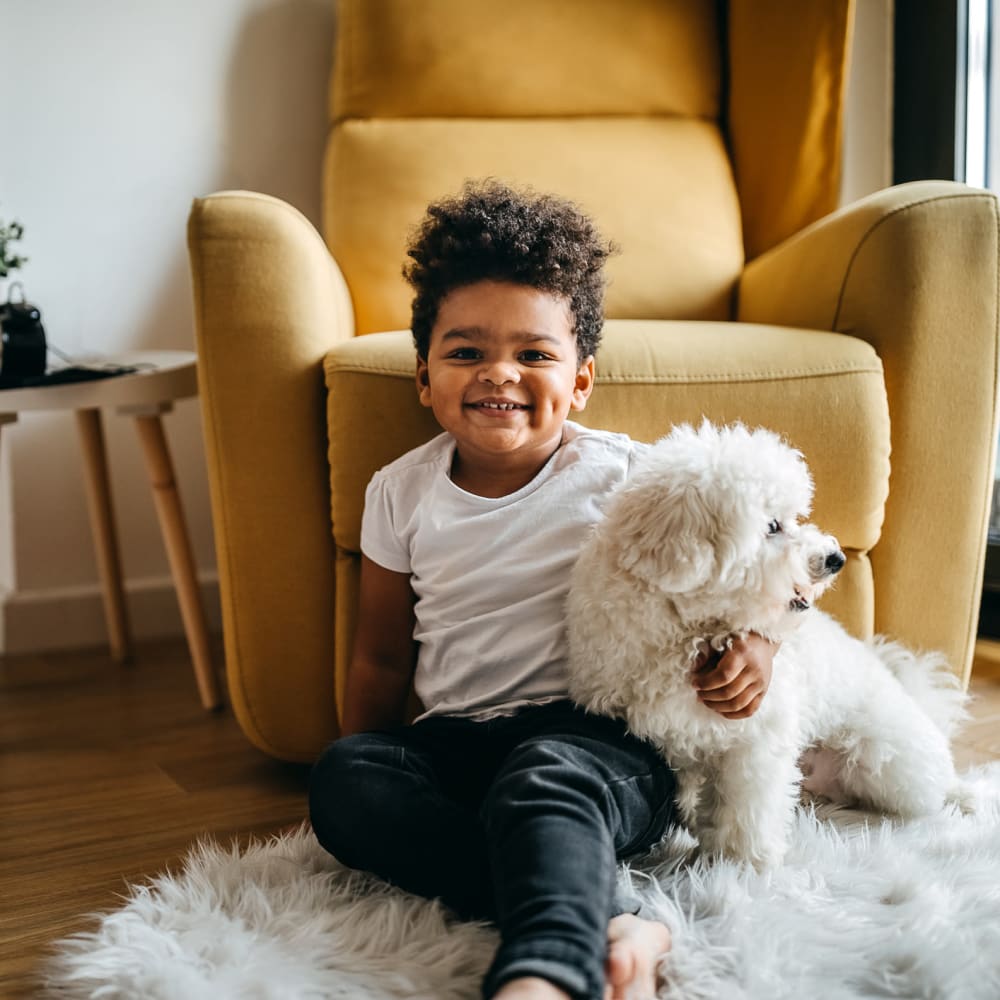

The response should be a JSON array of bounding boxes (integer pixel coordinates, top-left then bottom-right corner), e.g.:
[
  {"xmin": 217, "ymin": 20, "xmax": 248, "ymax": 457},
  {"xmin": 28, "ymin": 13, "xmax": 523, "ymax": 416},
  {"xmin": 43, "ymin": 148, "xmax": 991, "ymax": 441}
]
[{"xmin": 361, "ymin": 421, "xmax": 646, "ymax": 720}]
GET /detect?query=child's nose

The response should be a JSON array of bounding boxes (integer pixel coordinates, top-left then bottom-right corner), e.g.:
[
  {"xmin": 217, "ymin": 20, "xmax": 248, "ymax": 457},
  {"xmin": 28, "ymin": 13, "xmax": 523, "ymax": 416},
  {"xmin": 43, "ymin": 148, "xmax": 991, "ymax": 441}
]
[{"xmin": 479, "ymin": 360, "xmax": 520, "ymax": 385}]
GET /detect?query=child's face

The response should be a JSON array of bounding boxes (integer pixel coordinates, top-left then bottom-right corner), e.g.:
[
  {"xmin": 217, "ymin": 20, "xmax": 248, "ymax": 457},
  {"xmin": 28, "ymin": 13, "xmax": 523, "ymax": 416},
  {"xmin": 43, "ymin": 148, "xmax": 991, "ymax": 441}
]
[{"xmin": 416, "ymin": 280, "xmax": 595, "ymax": 469}]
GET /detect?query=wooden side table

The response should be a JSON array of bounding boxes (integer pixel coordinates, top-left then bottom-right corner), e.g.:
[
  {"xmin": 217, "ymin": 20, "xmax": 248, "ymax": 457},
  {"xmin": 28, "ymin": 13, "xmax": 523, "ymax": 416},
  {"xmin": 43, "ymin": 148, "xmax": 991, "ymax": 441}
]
[{"xmin": 0, "ymin": 350, "xmax": 221, "ymax": 710}]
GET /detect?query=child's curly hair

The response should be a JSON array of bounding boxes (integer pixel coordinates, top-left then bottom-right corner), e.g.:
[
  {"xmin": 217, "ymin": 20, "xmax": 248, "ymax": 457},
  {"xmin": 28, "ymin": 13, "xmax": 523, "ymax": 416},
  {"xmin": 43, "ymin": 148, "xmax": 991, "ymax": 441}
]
[{"xmin": 403, "ymin": 180, "xmax": 616, "ymax": 363}]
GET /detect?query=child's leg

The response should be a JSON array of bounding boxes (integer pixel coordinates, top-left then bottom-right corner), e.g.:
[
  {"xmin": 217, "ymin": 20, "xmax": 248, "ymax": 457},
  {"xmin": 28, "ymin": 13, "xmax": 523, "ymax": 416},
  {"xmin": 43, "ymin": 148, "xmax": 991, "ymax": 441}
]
[
  {"xmin": 308, "ymin": 727, "xmax": 494, "ymax": 921},
  {"xmin": 480, "ymin": 704, "xmax": 675, "ymax": 1000}
]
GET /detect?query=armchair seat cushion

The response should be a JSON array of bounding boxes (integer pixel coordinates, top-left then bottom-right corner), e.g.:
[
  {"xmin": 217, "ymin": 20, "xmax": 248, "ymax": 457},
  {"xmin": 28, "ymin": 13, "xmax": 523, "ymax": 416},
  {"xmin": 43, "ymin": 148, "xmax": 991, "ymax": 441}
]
[{"xmin": 326, "ymin": 320, "xmax": 889, "ymax": 641}]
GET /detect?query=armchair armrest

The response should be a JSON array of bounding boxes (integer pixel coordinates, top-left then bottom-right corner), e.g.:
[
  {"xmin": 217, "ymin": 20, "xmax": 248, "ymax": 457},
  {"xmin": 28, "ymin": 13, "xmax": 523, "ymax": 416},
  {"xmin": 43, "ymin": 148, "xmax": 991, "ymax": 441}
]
[
  {"xmin": 739, "ymin": 181, "xmax": 1000, "ymax": 683},
  {"xmin": 188, "ymin": 191, "xmax": 354, "ymax": 760}
]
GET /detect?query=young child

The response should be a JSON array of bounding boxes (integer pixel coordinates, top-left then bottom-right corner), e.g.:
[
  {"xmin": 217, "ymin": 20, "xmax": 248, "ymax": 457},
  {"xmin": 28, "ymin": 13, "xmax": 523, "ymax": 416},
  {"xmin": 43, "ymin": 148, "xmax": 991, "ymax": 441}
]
[{"xmin": 309, "ymin": 181, "xmax": 777, "ymax": 1000}]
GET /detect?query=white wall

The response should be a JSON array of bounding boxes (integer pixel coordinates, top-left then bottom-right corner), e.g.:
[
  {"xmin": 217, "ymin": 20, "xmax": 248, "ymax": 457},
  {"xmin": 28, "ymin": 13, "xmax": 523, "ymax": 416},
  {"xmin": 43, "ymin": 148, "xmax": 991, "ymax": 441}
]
[
  {"xmin": 842, "ymin": 0, "xmax": 895, "ymax": 205},
  {"xmin": 0, "ymin": 0, "xmax": 894, "ymax": 654},
  {"xmin": 0, "ymin": 0, "xmax": 335, "ymax": 651}
]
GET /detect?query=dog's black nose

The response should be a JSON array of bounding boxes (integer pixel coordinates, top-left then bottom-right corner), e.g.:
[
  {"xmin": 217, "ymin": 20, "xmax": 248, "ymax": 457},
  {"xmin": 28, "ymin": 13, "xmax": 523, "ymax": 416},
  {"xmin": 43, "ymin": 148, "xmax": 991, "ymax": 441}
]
[{"xmin": 825, "ymin": 550, "xmax": 846, "ymax": 574}]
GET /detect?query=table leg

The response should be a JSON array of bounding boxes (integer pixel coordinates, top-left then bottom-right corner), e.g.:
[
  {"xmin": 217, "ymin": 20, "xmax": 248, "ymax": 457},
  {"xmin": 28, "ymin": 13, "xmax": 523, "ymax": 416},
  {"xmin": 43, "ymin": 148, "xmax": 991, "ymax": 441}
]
[
  {"xmin": 133, "ymin": 413, "xmax": 221, "ymax": 710},
  {"xmin": 1, "ymin": 415, "xmax": 19, "ymax": 585},
  {"xmin": 75, "ymin": 408, "xmax": 133, "ymax": 663},
  {"xmin": 0, "ymin": 412, "xmax": 17, "ymax": 456}
]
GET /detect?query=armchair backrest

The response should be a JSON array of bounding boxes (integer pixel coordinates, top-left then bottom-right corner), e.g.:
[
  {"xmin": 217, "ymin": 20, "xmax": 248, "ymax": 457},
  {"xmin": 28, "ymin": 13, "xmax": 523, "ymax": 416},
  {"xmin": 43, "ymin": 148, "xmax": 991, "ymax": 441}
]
[{"xmin": 322, "ymin": 0, "xmax": 853, "ymax": 336}]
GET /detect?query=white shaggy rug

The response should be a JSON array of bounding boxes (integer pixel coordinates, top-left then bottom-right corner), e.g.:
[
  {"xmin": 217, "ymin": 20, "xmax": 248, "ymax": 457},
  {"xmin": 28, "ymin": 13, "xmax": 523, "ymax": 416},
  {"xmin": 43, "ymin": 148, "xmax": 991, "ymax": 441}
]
[{"xmin": 49, "ymin": 764, "xmax": 1000, "ymax": 1000}]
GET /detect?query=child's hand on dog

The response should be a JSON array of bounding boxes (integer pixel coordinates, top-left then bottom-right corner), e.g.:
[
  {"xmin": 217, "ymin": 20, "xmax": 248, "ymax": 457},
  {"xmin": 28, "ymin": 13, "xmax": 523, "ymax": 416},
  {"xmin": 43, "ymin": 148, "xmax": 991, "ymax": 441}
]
[{"xmin": 693, "ymin": 634, "xmax": 779, "ymax": 719}]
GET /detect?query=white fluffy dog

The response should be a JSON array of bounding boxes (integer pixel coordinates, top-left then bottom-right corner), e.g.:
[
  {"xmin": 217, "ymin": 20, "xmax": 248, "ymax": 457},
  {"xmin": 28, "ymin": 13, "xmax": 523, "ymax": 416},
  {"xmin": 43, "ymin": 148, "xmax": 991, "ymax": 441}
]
[{"xmin": 567, "ymin": 422, "xmax": 968, "ymax": 869}]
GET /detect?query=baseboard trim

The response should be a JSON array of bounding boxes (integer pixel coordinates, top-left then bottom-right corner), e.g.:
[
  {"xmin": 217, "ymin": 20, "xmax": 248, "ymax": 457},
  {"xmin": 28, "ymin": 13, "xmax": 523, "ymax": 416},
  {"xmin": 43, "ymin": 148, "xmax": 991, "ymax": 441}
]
[{"xmin": 0, "ymin": 574, "xmax": 222, "ymax": 654}]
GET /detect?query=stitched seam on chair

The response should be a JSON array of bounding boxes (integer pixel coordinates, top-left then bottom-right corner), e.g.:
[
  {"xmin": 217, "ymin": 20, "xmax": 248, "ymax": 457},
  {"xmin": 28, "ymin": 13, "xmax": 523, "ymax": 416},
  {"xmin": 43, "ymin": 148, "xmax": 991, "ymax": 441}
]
[
  {"xmin": 209, "ymin": 190, "xmax": 335, "ymax": 267},
  {"xmin": 325, "ymin": 362, "xmax": 883, "ymax": 381},
  {"xmin": 333, "ymin": 112, "xmax": 720, "ymax": 126},
  {"xmin": 594, "ymin": 366, "xmax": 882, "ymax": 384},
  {"xmin": 326, "ymin": 362, "xmax": 416, "ymax": 377},
  {"xmin": 832, "ymin": 192, "xmax": 997, "ymax": 329}
]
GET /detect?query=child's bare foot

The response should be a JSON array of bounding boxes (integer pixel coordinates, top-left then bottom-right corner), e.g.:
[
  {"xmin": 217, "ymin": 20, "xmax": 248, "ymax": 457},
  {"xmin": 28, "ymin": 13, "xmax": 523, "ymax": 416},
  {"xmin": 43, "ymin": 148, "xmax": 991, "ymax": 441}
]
[
  {"xmin": 493, "ymin": 977, "xmax": 570, "ymax": 1000},
  {"xmin": 491, "ymin": 914, "xmax": 670, "ymax": 1000},
  {"xmin": 604, "ymin": 912, "xmax": 671, "ymax": 1000}
]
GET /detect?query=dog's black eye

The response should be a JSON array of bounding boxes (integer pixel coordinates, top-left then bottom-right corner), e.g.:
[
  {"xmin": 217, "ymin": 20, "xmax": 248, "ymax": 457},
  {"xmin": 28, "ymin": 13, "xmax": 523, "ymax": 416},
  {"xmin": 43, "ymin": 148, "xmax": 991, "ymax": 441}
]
[{"xmin": 767, "ymin": 519, "xmax": 783, "ymax": 536}]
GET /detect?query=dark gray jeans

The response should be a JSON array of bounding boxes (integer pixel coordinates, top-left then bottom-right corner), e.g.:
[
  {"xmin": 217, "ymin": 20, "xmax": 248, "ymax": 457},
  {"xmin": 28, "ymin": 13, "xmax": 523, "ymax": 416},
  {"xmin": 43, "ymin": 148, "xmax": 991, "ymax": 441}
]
[{"xmin": 309, "ymin": 700, "xmax": 676, "ymax": 1000}]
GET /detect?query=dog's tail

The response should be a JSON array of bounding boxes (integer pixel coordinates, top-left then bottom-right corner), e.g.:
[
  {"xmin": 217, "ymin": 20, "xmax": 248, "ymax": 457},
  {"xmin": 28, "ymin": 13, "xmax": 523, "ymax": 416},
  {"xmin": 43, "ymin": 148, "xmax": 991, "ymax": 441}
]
[{"xmin": 868, "ymin": 636, "xmax": 970, "ymax": 740}]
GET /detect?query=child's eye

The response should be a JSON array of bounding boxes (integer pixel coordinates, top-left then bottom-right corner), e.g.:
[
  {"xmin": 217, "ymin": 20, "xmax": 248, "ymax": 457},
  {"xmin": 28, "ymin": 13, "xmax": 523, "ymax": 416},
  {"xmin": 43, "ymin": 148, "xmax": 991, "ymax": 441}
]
[
  {"xmin": 447, "ymin": 348, "xmax": 482, "ymax": 360},
  {"xmin": 519, "ymin": 350, "xmax": 553, "ymax": 362}
]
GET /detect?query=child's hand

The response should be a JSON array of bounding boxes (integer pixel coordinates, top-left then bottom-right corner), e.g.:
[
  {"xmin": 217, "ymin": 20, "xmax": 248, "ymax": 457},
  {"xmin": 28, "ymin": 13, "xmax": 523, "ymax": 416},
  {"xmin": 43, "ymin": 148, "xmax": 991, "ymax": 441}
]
[{"xmin": 692, "ymin": 633, "xmax": 778, "ymax": 719}]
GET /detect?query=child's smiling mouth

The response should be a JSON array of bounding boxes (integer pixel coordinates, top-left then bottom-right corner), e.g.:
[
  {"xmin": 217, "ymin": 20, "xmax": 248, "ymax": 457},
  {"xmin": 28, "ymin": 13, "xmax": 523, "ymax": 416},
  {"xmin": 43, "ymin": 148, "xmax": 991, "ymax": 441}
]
[{"xmin": 467, "ymin": 398, "xmax": 531, "ymax": 412}]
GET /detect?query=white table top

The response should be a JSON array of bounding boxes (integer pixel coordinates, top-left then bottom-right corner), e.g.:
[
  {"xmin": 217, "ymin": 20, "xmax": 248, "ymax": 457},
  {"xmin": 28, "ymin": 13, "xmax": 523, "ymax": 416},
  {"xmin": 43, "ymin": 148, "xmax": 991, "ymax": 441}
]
[{"xmin": 0, "ymin": 350, "xmax": 197, "ymax": 415}]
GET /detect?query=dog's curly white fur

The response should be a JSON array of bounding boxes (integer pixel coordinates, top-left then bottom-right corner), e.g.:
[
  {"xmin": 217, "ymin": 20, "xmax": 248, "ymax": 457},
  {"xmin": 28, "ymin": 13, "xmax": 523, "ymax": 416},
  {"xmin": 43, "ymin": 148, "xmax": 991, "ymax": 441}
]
[{"xmin": 567, "ymin": 422, "xmax": 968, "ymax": 869}]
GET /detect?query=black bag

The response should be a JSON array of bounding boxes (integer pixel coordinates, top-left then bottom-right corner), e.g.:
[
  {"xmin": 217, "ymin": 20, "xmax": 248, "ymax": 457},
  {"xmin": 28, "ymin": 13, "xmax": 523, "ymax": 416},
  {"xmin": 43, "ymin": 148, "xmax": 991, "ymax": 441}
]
[{"xmin": 0, "ymin": 283, "xmax": 47, "ymax": 381}]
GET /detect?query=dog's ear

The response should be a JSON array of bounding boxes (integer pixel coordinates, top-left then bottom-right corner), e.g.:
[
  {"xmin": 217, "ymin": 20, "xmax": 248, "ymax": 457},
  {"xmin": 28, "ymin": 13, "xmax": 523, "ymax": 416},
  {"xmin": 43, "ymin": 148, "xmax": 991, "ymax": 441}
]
[{"xmin": 611, "ymin": 482, "xmax": 717, "ymax": 593}]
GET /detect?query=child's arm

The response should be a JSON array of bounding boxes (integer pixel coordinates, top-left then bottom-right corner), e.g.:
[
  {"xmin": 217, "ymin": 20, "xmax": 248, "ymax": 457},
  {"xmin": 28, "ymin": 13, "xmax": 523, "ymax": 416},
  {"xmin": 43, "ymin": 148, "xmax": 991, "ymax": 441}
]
[
  {"xmin": 692, "ymin": 633, "xmax": 778, "ymax": 720},
  {"xmin": 340, "ymin": 555, "xmax": 418, "ymax": 738}
]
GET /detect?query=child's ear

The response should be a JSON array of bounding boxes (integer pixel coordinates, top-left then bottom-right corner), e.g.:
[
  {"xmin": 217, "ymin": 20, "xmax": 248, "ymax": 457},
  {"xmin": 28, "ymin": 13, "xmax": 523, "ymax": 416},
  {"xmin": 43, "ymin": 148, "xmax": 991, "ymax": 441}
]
[
  {"xmin": 416, "ymin": 355, "xmax": 432, "ymax": 407},
  {"xmin": 571, "ymin": 356, "xmax": 596, "ymax": 412}
]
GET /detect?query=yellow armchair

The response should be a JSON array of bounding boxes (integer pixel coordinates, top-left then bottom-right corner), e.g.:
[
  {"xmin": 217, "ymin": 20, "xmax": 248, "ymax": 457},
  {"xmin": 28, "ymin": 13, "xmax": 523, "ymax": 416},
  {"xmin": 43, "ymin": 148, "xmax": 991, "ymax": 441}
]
[{"xmin": 188, "ymin": 0, "xmax": 999, "ymax": 762}]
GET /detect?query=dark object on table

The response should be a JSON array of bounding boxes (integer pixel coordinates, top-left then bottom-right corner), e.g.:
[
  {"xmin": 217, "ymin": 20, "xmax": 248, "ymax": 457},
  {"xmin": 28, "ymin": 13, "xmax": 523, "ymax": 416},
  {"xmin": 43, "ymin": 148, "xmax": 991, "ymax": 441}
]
[
  {"xmin": 0, "ymin": 287, "xmax": 47, "ymax": 381},
  {"xmin": 0, "ymin": 363, "xmax": 139, "ymax": 390}
]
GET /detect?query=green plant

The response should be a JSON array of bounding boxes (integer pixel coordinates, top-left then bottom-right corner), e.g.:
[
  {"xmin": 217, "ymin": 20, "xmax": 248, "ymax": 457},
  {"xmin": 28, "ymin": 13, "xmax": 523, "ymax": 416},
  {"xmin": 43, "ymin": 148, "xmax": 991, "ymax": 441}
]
[{"xmin": 0, "ymin": 215, "xmax": 28, "ymax": 278}]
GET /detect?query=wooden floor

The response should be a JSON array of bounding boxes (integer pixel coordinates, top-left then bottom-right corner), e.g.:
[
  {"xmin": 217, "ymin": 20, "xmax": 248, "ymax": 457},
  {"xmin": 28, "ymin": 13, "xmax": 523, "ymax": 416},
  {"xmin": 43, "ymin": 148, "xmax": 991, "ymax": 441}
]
[
  {"xmin": 2, "ymin": 638, "xmax": 1000, "ymax": 998},
  {"xmin": 1, "ymin": 638, "xmax": 311, "ymax": 998}
]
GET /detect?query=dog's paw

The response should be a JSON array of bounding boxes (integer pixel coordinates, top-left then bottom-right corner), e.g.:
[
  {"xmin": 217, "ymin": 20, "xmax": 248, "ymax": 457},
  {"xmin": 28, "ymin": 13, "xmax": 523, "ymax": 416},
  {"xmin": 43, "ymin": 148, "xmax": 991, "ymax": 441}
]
[
  {"xmin": 737, "ymin": 839, "xmax": 786, "ymax": 872},
  {"xmin": 700, "ymin": 828, "xmax": 787, "ymax": 871},
  {"xmin": 946, "ymin": 776, "xmax": 991, "ymax": 816},
  {"xmin": 702, "ymin": 844, "xmax": 785, "ymax": 873}
]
